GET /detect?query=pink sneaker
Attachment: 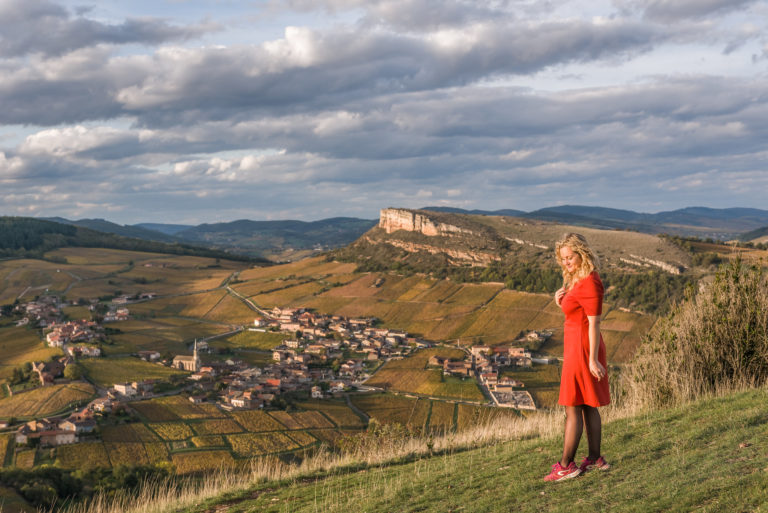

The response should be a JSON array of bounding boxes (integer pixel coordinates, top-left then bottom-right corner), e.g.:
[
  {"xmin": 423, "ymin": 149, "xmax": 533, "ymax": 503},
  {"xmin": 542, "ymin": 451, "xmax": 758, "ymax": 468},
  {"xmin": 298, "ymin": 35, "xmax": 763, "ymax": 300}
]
[
  {"xmin": 579, "ymin": 455, "xmax": 611, "ymax": 473},
  {"xmin": 543, "ymin": 461, "xmax": 582, "ymax": 482}
]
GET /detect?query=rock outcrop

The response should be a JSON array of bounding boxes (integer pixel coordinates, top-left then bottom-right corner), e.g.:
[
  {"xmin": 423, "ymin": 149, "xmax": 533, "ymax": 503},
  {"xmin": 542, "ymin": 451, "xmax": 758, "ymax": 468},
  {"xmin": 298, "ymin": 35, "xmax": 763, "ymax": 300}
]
[
  {"xmin": 379, "ymin": 208, "xmax": 473, "ymax": 237},
  {"xmin": 620, "ymin": 254, "xmax": 685, "ymax": 274}
]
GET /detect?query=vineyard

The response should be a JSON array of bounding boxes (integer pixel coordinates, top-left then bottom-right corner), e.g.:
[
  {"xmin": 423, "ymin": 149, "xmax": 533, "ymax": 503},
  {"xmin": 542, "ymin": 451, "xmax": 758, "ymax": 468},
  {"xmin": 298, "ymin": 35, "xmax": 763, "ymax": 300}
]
[{"xmin": 0, "ymin": 383, "xmax": 96, "ymax": 419}]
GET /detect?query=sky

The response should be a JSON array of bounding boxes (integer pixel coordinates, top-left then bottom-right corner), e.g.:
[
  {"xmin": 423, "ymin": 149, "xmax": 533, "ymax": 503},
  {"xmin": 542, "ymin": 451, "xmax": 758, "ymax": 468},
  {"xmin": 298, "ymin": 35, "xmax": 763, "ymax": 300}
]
[{"xmin": 1, "ymin": 0, "xmax": 767, "ymax": 225}]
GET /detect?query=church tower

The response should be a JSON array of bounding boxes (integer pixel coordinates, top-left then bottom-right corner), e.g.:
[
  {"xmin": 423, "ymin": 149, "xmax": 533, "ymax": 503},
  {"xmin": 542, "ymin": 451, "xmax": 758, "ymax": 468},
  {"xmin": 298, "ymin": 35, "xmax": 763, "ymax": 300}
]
[{"xmin": 193, "ymin": 339, "xmax": 200, "ymax": 372}]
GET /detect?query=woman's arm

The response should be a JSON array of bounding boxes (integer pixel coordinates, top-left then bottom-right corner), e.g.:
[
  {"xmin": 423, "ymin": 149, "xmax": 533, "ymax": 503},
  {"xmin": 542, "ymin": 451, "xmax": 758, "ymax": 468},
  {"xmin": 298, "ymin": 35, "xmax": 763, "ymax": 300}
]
[{"xmin": 587, "ymin": 315, "xmax": 606, "ymax": 381}]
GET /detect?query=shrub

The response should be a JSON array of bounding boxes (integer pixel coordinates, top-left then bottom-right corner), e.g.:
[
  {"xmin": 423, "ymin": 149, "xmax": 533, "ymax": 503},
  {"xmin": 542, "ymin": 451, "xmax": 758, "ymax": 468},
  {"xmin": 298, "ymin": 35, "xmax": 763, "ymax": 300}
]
[{"xmin": 621, "ymin": 259, "xmax": 768, "ymax": 409}]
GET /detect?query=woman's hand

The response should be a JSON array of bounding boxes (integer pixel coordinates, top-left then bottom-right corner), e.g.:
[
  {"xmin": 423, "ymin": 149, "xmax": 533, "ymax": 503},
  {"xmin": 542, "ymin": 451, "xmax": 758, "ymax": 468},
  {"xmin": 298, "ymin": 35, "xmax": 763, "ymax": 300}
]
[
  {"xmin": 555, "ymin": 287, "xmax": 566, "ymax": 306},
  {"xmin": 589, "ymin": 359, "xmax": 606, "ymax": 381}
]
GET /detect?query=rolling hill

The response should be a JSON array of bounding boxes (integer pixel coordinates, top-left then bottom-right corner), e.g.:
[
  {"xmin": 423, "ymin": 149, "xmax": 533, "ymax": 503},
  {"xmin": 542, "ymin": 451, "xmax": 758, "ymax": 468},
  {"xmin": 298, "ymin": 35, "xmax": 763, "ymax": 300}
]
[
  {"xmin": 0, "ymin": 217, "xmax": 260, "ymax": 263},
  {"xmin": 47, "ymin": 216, "xmax": 378, "ymax": 261}
]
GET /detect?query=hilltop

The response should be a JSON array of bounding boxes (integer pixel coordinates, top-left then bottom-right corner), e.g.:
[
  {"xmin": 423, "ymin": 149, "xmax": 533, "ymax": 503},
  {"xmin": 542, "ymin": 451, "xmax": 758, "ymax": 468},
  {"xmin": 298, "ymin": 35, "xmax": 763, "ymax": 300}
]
[{"xmin": 332, "ymin": 208, "xmax": 698, "ymax": 314}]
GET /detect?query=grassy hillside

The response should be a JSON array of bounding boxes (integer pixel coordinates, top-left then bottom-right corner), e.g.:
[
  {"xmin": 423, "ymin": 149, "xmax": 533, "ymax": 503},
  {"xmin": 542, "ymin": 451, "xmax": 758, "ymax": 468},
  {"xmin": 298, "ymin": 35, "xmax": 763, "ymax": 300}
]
[
  {"xmin": 65, "ymin": 387, "xmax": 768, "ymax": 513},
  {"xmin": 170, "ymin": 387, "xmax": 768, "ymax": 513}
]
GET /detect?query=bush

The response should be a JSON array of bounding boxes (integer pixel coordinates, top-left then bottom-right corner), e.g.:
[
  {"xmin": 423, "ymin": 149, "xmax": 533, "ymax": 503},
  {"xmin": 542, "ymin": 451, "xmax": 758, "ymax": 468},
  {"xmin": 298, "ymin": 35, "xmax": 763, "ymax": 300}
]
[{"xmin": 620, "ymin": 259, "xmax": 768, "ymax": 409}]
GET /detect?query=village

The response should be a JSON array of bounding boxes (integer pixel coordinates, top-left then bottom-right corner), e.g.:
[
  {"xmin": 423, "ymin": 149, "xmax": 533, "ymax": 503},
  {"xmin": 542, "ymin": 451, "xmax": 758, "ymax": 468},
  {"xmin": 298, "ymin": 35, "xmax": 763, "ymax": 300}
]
[{"xmin": 8, "ymin": 296, "xmax": 545, "ymax": 448}]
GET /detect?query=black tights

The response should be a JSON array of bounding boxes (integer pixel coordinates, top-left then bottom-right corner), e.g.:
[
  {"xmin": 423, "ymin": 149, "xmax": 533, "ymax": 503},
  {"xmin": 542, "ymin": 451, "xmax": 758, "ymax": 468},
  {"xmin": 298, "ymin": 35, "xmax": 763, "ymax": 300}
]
[{"xmin": 561, "ymin": 405, "xmax": 601, "ymax": 466}]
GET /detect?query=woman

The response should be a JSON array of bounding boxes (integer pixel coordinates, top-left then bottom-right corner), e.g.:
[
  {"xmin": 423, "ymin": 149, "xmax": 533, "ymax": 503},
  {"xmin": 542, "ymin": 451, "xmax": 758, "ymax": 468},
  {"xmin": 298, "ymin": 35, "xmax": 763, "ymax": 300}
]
[{"xmin": 544, "ymin": 232, "xmax": 611, "ymax": 482}]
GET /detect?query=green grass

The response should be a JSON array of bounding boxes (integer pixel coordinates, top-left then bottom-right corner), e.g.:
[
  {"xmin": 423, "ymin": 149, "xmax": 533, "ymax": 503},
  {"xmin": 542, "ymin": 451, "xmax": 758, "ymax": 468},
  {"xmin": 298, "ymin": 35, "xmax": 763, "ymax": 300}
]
[
  {"xmin": 80, "ymin": 357, "xmax": 187, "ymax": 387},
  {"xmin": 185, "ymin": 387, "xmax": 768, "ymax": 513},
  {"xmin": 214, "ymin": 330, "xmax": 288, "ymax": 351}
]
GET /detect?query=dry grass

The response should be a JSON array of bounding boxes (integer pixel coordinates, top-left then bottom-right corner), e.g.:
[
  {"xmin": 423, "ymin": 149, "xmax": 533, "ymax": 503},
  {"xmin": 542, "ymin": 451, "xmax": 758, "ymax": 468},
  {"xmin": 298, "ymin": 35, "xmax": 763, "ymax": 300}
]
[{"xmin": 621, "ymin": 260, "xmax": 768, "ymax": 410}]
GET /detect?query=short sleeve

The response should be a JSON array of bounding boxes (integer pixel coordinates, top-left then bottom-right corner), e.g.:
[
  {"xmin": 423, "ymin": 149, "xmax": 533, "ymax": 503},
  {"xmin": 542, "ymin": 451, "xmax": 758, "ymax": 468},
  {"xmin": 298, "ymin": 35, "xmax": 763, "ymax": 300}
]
[{"xmin": 577, "ymin": 273, "xmax": 603, "ymax": 316}]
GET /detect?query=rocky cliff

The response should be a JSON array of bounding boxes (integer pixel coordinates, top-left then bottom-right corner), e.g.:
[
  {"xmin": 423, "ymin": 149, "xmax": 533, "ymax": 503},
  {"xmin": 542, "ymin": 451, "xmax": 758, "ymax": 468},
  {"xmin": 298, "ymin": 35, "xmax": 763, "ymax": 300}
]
[{"xmin": 379, "ymin": 208, "xmax": 474, "ymax": 237}]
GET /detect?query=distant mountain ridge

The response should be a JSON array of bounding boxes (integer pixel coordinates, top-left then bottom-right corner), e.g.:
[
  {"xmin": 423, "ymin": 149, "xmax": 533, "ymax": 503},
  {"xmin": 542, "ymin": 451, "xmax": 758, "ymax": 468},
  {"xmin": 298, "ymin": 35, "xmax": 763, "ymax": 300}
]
[
  {"xmin": 43, "ymin": 217, "xmax": 180, "ymax": 243},
  {"xmin": 134, "ymin": 222, "xmax": 194, "ymax": 236},
  {"xmin": 173, "ymin": 217, "xmax": 377, "ymax": 259},
  {"xmin": 45, "ymin": 216, "xmax": 378, "ymax": 261},
  {"xmin": 1, "ymin": 217, "xmax": 260, "ymax": 262},
  {"xmin": 38, "ymin": 205, "xmax": 768, "ymax": 262},
  {"xmin": 422, "ymin": 205, "xmax": 768, "ymax": 239}
]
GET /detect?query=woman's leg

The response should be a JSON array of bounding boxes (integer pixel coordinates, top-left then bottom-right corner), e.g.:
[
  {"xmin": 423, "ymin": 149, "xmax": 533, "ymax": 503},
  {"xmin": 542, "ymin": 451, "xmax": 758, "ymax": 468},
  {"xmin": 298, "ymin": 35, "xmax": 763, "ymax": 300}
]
[
  {"xmin": 561, "ymin": 405, "xmax": 584, "ymax": 465},
  {"xmin": 581, "ymin": 405, "xmax": 602, "ymax": 460}
]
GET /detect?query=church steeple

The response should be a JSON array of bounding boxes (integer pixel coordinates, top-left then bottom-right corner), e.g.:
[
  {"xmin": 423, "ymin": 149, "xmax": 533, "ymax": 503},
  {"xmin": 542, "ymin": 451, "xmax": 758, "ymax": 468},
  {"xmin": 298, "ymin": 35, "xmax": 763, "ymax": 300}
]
[{"xmin": 193, "ymin": 339, "xmax": 200, "ymax": 372}]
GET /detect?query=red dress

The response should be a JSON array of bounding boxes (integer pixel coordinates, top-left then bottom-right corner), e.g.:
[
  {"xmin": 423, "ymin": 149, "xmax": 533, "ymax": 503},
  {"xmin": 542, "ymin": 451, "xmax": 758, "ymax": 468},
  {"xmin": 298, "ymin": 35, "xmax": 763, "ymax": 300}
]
[{"xmin": 558, "ymin": 271, "xmax": 610, "ymax": 407}]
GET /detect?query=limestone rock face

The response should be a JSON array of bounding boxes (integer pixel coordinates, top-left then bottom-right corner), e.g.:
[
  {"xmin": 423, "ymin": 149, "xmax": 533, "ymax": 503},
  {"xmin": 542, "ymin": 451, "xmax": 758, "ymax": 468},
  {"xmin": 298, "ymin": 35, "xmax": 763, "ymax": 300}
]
[{"xmin": 379, "ymin": 208, "xmax": 472, "ymax": 237}]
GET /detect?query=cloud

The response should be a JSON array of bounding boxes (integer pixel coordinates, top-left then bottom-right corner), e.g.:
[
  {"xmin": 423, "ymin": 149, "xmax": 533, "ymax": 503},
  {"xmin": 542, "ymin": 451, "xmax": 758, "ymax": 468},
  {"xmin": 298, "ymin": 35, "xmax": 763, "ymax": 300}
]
[
  {"xmin": 0, "ymin": 0, "xmax": 216, "ymax": 58},
  {"xmin": 0, "ymin": 14, "xmax": 667, "ymax": 128},
  {"xmin": 0, "ymin": 0, "xmax": 766, "ymax": 223},
  {"xmin": 616, "ymin": 0, "xmax": 758, "ymax": 23}
]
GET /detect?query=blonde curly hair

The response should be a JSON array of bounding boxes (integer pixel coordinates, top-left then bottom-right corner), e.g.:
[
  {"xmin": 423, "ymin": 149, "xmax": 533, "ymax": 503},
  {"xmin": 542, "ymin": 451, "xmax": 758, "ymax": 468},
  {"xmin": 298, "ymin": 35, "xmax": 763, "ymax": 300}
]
[{"xmin": 555, "ymin": 232, "xmax": 600, "ymax": 288}]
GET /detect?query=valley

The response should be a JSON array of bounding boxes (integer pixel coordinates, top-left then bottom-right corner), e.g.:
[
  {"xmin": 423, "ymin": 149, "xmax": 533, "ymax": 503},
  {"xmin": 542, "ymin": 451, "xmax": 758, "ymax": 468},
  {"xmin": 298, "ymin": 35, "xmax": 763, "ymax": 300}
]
[{"xmin": 0, "ymin": 208, "xmax": 761, "ymax": 511}]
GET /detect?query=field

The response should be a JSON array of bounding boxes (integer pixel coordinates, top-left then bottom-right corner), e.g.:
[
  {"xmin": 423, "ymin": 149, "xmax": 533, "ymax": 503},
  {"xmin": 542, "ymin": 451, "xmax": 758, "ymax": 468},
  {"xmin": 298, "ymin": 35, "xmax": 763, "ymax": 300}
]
[
  {"xmin": 0, "ymin": 326, "xmax": 63, "ymax": 383},
  {"xmin": 191, "ymin": 419, "xmax": 244, "ymax": 435},
  {"xmin": 80, "ymin": 358, "xmax": 187, "ymax": 387},
  {"xmin": 55, "ymin": 442, "xmax": 111, "ymax": 470},
  {"xmin": 226, "ymin": 432, "xmax": 302, "ymax": 457},
  {"xmin": 350, "ymin": 394, "xmax": 431, "ymax": 429},
  {"xmin": 214, "ymin": 330, "xmax": 288, "ymax": 351},
  {"xmin": 349, "ymin": 393, "xmax": 512, "ymax": 434},
  {"xmin": 0, "ymin": 382, "xmax": 96, "ymax": 419},
  {"xmin": 295, "ymin": 400, "xmax": 366, "ymax": 428},
  {"xmin": 365, "ymin": 347, "xmax": 484, "ymax": 402},
  {"xmin": 6, "ymin": 392, "xmax": 366, "ymax": 474},
  {"xmin": 230, "ymin": 410, "xmax": 285, "ymax": 432},
  {"xmin": 105, "ymin": 442, "xmax": 149, "ymax": 466},
  {"xmin": 107, "ymin": 318, "xmax": 228, "ymax": 355},
  {"xmin": 102, "ymin": 423, "xmax": 160, "ymax": 443},
  {"xmin": 14, "ymin": 449, "xmax": 36, "ymax": 469},
  {"xmin": 150, "ymin": 422, "xmax": 195, "ymax": 440},
  {"xmin": 171, "ymin": 450, "xmax": 237, "ymax": 475}
]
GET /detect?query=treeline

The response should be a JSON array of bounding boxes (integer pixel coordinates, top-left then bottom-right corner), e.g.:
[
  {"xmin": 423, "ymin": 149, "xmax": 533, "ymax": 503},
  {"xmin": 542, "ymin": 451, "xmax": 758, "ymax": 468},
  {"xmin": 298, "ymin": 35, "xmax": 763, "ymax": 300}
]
[
  {"xmin": 0, "ymin": 217, "xmax": 266, "ymax": 263},
  {"xmin": 0, "ymin": 217, "xmax": 76, "ymax": 253},
  {"xmin": 0, "ymin": 463, "xmax": 173, "ymax": 509},
  {"xmin": 663, "ymin": 233, "xmax": 768, "ymax": 252},
  {"xmin": 601, "ymin": 271, "xmax": 693, "ymax": 315}
]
